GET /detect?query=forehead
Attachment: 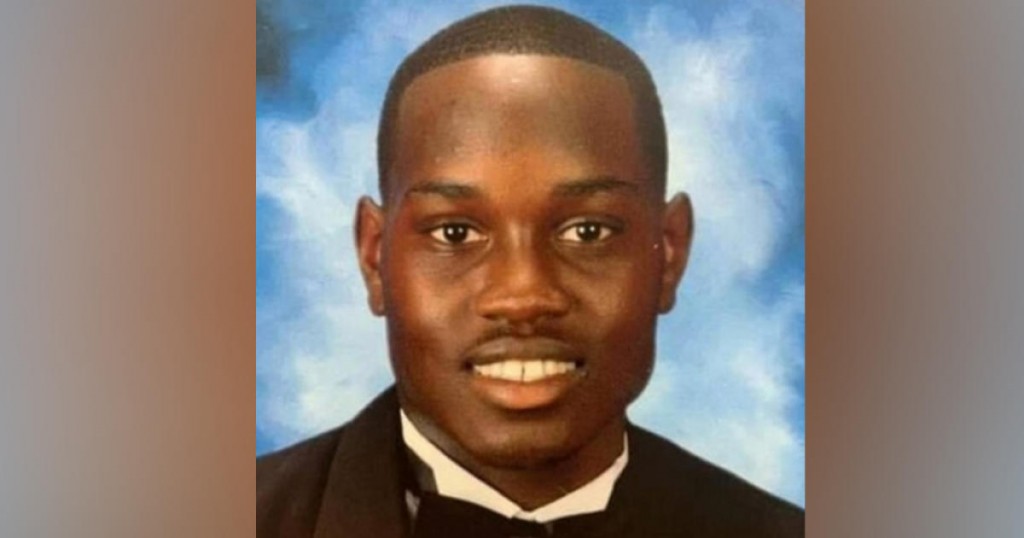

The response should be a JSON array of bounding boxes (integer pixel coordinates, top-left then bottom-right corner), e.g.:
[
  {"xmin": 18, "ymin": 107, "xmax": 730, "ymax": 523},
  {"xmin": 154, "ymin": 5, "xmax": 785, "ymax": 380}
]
[{"xmin": 388, "ymin": 54, "xmax": 651, "ymax": 198}]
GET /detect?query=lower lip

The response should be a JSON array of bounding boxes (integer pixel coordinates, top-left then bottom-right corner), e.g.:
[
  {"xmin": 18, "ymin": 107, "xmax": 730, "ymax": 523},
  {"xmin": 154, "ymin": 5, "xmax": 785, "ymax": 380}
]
[{"xmin": 468, "ymin": 370, "xmax": 583, "ymax": 410}]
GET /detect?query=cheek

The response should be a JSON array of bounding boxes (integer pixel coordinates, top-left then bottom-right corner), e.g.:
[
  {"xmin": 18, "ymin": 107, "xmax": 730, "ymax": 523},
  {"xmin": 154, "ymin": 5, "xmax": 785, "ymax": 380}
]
[
  {"xmin": 572, "ymin": 252, "xmax": 661, "ymax": 369},
  {"xmin": 573, "ymin": 248, "xmax": 663, "ymax": 320},
  {"xmin": 383, "ymin": 273, "xmax": 464, "ymax": 406},
  {"xmin": 386, "ymin": 276, "xmax": 451, "ymax": 344},
  {"xmin": 382, "ymin": 257, "xmax": 480, "ymax": 370}
]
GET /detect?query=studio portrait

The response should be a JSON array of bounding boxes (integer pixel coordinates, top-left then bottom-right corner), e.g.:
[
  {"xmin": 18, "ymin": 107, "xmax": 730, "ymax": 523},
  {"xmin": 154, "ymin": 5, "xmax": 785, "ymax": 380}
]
[{"xmin": 257, "ymin": 2, "xmax": 804, "ymax": 536}]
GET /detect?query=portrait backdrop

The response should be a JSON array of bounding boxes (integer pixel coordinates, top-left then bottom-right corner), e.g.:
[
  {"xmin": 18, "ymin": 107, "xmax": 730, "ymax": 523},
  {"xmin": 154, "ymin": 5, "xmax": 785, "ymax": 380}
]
[{"xmin": 257, "ymin": 0, "xmax": 805, "ymax": 506}]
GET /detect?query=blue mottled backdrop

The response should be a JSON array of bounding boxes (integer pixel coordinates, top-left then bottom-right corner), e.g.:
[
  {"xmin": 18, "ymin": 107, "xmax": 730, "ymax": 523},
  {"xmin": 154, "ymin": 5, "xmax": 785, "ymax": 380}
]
[{"xmin": 257, "ymin": 0, "xmax": 804, "ymax": 506}]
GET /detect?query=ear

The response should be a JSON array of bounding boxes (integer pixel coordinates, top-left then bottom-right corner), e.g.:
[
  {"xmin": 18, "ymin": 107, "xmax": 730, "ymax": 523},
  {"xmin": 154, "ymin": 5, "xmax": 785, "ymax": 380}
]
[
  {"xmin": 658, "ymin": 193, "xmax": 694, "ymax": 313},
  {"xmin": 355, "ymin": 196, "xmax": 387, "ymax": 316}
]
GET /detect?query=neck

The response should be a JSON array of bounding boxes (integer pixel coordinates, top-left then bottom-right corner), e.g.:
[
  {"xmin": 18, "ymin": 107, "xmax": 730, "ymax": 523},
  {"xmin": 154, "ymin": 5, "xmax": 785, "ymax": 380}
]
[
  {"xmin": 470, "ymin": 426, "xmax": 625, "ymax": 510},
  {"xmin": 411, "ymin": 414, "xmax": 627, "ymax": 510}
]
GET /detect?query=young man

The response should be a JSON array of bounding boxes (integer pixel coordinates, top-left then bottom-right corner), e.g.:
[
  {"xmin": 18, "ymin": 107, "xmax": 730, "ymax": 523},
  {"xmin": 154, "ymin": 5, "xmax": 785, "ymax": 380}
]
[{"xmin": 257, "ymin": 5, "xmax": 804, "ymax": 537}]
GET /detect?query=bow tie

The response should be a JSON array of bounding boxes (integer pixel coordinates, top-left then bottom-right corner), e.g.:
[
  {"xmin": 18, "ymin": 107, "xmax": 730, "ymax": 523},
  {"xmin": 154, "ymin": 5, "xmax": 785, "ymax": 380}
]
[{"xmin": 412, "ymin": 492, "xmax": 617, "ymax": 538}]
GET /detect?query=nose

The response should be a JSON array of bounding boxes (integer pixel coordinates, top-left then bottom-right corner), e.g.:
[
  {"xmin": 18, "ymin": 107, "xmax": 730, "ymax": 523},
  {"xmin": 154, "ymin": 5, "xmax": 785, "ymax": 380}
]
[{"xmin": 475, "ymin": 237, "xmax": 572, "ymax": 326}]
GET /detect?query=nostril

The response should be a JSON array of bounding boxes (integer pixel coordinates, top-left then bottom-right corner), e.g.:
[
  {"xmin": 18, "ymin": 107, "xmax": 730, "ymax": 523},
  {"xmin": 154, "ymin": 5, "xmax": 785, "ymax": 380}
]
[{"xmin": 476, "ymin": 292, "xmax": 572, "ymax": 324}]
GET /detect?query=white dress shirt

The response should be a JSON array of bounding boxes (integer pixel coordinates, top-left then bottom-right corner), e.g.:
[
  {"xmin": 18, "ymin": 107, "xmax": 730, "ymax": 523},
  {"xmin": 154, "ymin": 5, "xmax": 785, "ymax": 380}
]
[{"xmin": 400, "ymin": 410, "xmax": 628, "ymax": 524}]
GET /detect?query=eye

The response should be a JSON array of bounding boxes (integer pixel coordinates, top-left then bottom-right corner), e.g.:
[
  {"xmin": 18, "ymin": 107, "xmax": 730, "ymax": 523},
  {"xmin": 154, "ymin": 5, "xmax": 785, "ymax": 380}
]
[
  {"xmin": 429, "ymin": 223, "xmax": 486, "ymax": 245},
  {"xmin": 557, "ymin": 221, "xmax": 618, "ymax": 243}
]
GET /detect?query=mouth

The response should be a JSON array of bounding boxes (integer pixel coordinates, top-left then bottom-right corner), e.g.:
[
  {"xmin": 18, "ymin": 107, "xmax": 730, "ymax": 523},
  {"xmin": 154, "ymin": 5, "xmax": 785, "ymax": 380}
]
[
  {"xmin": 463, "ymin": 337, "xmax": 586, "ymax": 410},
  {"xmin": 471, "ymin": 359, "xmax": 580, "ymax": 382}
]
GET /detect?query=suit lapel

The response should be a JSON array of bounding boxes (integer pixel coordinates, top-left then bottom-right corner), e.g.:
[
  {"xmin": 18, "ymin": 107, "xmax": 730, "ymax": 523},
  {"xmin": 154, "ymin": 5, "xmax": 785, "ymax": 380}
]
[
  {"xmin": 313, "ymin": 388, "xmax": 409, "ymax": 538},
  {"xmin": 601, "ymin": 424, "xmax": 696, "ymax": 538},
  {"xmin": 306, "ymin": 396, "xmax": 692, "ymax": 538}
]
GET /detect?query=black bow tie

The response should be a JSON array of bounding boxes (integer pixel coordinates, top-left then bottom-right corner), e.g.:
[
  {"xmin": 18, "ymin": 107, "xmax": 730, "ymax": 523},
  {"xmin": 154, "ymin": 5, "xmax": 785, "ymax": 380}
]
[{"xmin": 412, "ymin": 492, "xmax": 618, "ymax": 538}]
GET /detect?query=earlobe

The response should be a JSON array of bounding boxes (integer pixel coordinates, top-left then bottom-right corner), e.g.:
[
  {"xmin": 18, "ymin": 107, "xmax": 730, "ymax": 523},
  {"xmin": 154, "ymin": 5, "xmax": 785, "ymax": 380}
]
[
  {"xmin": 355, "ymin": 196, "xmax": 387, "ymax": 316},
  {"xmin": 658, "ymin": 193, "xmax": 694, "ymax": 313}
]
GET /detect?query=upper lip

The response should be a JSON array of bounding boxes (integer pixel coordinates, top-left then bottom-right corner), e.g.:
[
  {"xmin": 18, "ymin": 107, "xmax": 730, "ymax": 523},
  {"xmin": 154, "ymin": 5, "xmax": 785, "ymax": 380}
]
[{"xmin": 464, "ymin": 336, "xmax": 582, "ymax": 366}]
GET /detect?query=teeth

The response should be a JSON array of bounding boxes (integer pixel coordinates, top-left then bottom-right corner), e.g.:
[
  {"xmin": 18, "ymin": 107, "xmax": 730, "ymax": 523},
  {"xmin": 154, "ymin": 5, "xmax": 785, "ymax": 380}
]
[
  {"xmin": 473, "ymin": 359, "xmax": 577, "ymax": 382},
  {"xmin": 503, "ymin": 360, "xmax": 523, "ymax": 381},
  {"xmin": 523, "ymin": 361, "xmax": 543, "ymax": 382}
]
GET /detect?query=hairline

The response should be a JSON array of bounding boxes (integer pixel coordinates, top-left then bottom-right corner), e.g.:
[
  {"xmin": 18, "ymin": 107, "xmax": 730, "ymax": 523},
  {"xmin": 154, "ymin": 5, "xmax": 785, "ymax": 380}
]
[
  {"xmin": 380, "ymin": 51, "xmax": 662, "ymax": 205},
  {"xmin": 375, "ymin": 6, "xmax": 668, "ymax": 203}
]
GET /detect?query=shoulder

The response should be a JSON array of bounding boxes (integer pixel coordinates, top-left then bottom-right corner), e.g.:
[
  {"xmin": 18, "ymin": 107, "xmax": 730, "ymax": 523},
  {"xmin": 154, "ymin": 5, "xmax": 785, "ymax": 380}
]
[
  {"xmin": 256, "ymin": 426, "xmax": 346, "ymax": 538},
  {"xmin": 256, "ymin": 388, "xmax": 404, "ymax": 538},
  {"xmin": 622, "ymin": 425, "xmax": 804, "ymax": 537}
]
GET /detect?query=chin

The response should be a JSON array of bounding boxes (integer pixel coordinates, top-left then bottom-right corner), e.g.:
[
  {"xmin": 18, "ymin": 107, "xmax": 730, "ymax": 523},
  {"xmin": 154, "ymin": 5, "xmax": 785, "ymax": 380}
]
[
  {"xmin": 470, "ymin": 443, "xmax": 574, "ymax": 470},
  {"xmin": 458, "ymin": 424, "xmax": 581, "ymax": 470}
]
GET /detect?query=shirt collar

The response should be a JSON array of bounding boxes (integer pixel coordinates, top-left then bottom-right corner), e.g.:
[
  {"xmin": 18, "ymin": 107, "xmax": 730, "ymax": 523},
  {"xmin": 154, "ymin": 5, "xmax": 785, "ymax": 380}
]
[{"xmin": 400, "ymin": 410, "xmax": 629, "ymax": 523}]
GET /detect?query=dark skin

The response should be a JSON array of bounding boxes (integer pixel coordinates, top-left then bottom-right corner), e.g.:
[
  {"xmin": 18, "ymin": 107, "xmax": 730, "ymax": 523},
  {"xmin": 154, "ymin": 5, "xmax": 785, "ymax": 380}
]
[{"xmin": 356, "ymin": 54, "xmax": 693, "ymax": 509}]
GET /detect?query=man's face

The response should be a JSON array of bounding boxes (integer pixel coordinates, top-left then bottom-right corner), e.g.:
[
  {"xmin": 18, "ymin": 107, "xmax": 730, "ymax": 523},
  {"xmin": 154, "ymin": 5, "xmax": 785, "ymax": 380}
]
[{"xmin": 358, "ymin": 54, "xmax": 690, "ymax": 469}]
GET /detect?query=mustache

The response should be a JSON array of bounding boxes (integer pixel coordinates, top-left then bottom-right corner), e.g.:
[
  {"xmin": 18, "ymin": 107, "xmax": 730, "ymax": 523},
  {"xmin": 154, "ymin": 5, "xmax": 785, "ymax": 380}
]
[
  {"xmin": 466, "ymin": 323, "xmax": 568, "ymax": 351},
  {"xmin": 463, "ymin": 325, "xmax": 581, "ymax": 365}
]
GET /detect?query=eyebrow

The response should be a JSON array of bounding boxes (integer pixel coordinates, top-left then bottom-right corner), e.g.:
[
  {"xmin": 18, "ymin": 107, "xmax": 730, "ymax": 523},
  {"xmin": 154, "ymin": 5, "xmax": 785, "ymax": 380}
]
[
  {"xmin": 404, "ymin": 180, "xmax": 481, "ymax": 199},
  {"xmin": 402, "ymin": 175, "xmax": 641, "ymax": 200},
  {"xmin": 552, "ymin": 176, "xmax": 642, "ymax": 197}
]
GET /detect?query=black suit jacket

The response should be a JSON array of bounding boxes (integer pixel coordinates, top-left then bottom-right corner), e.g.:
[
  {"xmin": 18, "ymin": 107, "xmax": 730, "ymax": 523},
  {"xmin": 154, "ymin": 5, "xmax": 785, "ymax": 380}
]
[{"xmin": 257, "ymin": 388, "xmax": 804, "ymax": 537}]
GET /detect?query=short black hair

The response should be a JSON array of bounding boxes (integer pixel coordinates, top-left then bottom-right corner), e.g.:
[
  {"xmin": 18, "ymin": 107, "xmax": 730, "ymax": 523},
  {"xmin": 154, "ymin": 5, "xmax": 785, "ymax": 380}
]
[{"xmin": 376, "ymin": 4, "xmax": 667, "ymax": 199}]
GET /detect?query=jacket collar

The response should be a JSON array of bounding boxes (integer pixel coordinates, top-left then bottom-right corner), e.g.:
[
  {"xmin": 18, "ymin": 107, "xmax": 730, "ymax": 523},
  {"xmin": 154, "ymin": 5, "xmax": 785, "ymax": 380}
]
[
  {"xmin": 308, "ymin": 387, "xmax": 655, "ymax": 538},
  {"xmin": 313, "ymin": 387, "xmax": 409, "ymax": 538}
]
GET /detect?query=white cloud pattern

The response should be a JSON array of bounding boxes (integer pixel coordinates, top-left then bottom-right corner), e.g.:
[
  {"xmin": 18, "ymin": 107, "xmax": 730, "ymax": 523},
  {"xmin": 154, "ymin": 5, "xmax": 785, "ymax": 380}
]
[{"xmin": 257, "ymin": 0, "xmax": 805, "ymax": 506}]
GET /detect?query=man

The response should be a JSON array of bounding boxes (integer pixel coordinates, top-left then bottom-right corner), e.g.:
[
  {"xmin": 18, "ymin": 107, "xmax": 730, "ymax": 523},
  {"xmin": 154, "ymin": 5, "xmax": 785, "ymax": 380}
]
[{"xmin": 257, "ymin": 5, "xmax": 803, "ymax": 537}]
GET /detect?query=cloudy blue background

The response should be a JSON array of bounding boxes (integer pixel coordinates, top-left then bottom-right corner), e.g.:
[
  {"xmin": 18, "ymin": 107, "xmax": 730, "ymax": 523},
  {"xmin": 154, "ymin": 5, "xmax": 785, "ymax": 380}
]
[{"xmin": 257, "ymin": 0, "xmax": 804, "ymax": 506}]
